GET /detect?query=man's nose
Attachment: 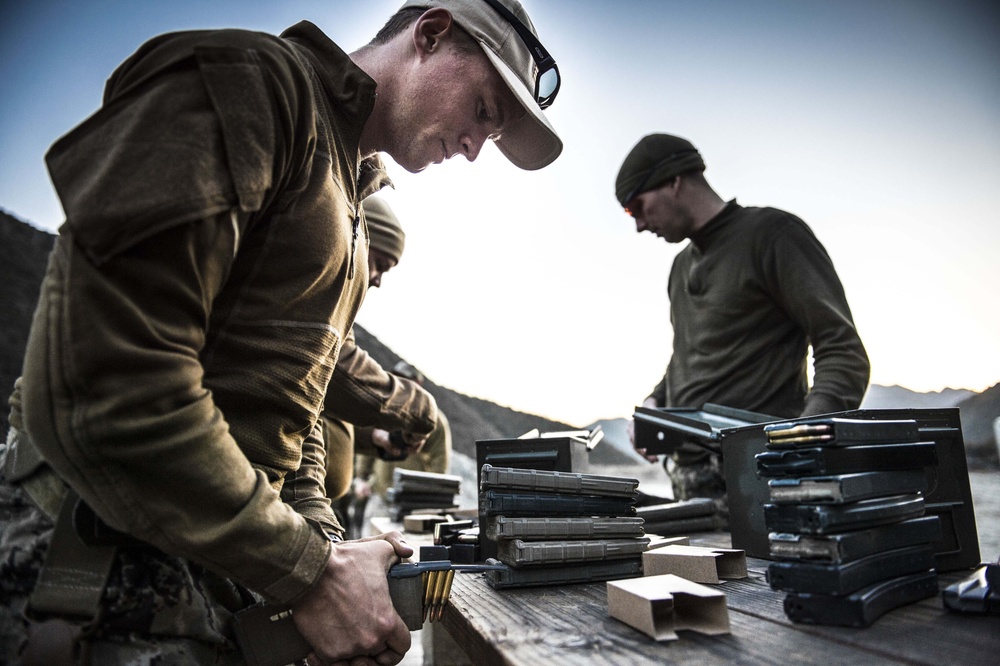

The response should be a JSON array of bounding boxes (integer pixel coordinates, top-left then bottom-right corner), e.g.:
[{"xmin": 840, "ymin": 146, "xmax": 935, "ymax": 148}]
[{"xmin": 460, "ymin": 132, "xmax": 487, "ymax": 162}]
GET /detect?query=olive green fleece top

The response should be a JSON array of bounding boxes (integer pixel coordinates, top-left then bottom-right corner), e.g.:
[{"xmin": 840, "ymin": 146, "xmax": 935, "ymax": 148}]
[
  {"xmin": 19, "ymin": 22, "xmax": 406, "ymax": 605},
  {"xmin": 650, "ymin": 200, "xmax": 870, "ymax": 419}
]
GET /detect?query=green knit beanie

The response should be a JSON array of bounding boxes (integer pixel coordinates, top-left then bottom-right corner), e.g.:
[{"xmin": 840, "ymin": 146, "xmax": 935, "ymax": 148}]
[
  {"xmin": 363, "ymin": 196, "xmax": 405, "ymax": 263},
  {"xmin": 614, "ymin": 134, "xmax": 705, "ymax": 206}
]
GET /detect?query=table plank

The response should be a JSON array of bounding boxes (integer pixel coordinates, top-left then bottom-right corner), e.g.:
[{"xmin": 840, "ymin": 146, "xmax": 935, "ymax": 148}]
[
  {"xmin": 443, "ymin": 572, "xmax": 929, "ymax": 666},
  {"xmin": 729, "ymin": 560, "xmax": 1000, "ymax": 665}
]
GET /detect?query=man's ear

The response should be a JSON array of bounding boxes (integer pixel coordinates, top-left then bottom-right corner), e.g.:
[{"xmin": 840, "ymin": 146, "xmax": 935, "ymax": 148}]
[
  {"xmin": 412, "ymin": 8, "xmax": 454, "ymax": 57},
  {"xmin": 666, "ymin": 175, "xmax": 682, "ymax": 197}
]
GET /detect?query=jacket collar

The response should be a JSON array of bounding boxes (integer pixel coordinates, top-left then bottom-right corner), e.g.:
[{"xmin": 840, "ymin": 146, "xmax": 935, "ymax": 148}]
[
  {"xmin": 281, "ymin": 21, "xmax": 376, "ymax": 123},
  {"xmin": 691, "ymin": 199, "xmax": 741, "ymax": 252},
  {"xmin": 281, "ymin": 21, "xmax": 390, "ymax": 201}
]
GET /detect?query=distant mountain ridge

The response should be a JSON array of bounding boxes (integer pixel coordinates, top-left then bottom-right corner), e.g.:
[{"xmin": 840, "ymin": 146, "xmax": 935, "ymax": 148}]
[
  {"xmin": 861, "ymin": 384, "xmax": 975, "ymax": 410},
  {"xmin": 351, "ymin": 325, "xmax": 583, "ymax": 461},
  {"xmin": 955, "ymin": 383, "xmax": 1000, "ymax": 466},
  {"xmin": 0, "ymin": 209, "xmax": 55, "ymax": 415}
]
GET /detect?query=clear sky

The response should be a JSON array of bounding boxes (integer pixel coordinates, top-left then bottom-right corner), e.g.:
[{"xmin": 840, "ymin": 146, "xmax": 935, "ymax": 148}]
[{"xmin": 2, "ymin": 1, "xmax": 999, "ymax": 426}]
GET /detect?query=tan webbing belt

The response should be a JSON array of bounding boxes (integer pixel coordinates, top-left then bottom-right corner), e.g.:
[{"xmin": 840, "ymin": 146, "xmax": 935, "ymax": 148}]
[
  {"xmin": 4, "ymin": 425, "xmax": 66, "ymax": 521},
  {"xmin": 29, "ymin": 488, "xmax": 117, "ymax": 620},
  {"xmin": 3, "ymin": 427, "xmax": 116, "ymax": 619}
]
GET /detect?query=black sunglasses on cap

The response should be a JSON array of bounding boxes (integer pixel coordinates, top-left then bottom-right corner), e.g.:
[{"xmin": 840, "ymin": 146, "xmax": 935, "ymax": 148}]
[{"xmin": 480, "ymin": 0, "xmax": 560, "ymax": 109}]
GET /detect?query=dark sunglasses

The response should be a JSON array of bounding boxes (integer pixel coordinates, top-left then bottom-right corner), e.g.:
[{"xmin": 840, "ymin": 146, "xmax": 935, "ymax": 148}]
[{"xmin": 480, "ymin": 0, "xmax": 560, "ymax": 109}]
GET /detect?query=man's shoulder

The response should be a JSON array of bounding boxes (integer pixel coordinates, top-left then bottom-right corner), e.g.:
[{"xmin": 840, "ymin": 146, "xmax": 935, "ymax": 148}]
[
  {"xmin": 734, "ymin": 205, "xmax": 817, "ymax": 241},
  {"xmin": 129, "ymin": 26, "xmax": 293, "ymax": 61},
  {"xmin": 127, "ymin": 26, "xmax": 308, "ymax": 73},
  {"xmin": 105, "ymin": 26, "xmax": 317, "ymax": 113},
  {"xmin": 736, "ymin": 204, "xmax": 805, "ymax": 226}
]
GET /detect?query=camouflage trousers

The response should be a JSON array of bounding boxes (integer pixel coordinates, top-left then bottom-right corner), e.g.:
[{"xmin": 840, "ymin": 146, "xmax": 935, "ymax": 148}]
[
  {"xmin": 0, "ymin": 430, "xmax": 256, "ymax": 665},
  {"xmin": 665, "ymin": 450, "xmax": 730, "ymax": 527}
]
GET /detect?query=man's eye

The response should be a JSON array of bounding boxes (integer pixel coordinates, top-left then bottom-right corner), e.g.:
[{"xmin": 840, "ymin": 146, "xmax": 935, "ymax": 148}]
[{"xmin": 478, "ymin": 102, "xmax": 491, "ymax": 122}]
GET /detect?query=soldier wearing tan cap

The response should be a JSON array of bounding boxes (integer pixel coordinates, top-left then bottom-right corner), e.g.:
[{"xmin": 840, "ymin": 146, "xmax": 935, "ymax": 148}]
[{"xmin": 0, "ymin": 2, "xmax": 562, "ymax": 664}]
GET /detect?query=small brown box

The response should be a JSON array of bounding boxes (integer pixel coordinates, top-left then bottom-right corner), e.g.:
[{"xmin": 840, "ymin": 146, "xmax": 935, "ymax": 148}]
[
  {"xmin": 607, "ymin": 574, "xmax": 730, "ymax": 641},
  {"xmin": 642, "ymin": 545, "xmax": 747, "ymax": 584},
  {"xmin": 403, "ymin": 514, "xmax": 450, "ymax": 534}
]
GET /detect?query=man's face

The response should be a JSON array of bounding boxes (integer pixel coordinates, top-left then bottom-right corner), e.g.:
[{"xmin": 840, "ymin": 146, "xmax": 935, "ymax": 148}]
[
  {"xmin": 386, "ymin": 42, "xmax": 523, "ymax": 173},
  {"xmin": 367, "ymin": 247, "xmax": 398, "ymax": 288},
  {"xmin": 625, "ymin": 182, "xmax": 693, "ymax": 243}
]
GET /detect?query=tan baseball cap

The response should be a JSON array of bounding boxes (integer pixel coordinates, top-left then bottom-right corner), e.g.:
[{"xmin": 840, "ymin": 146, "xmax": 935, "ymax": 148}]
[{"xmin": 398, "ymin": 0, "xmax": 562, "ymax": 170}]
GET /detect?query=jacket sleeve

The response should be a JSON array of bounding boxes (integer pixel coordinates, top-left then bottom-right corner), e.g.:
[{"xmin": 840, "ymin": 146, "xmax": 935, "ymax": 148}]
[
  {"xmin": 281, "ymin": 420, "xmax": 344, "ymax": 539},
  {"xmin": 352, "ymin": 425, "xmax": 380, "ymax": 458},
  {"xmin": 417, "ymin": 412, "xmax": 452, "ymax": 475},
  {"xmin": 648, "ymin": 374, "xmax": 668, "ymax": 408},
  {"xmin": 354, "ymin": 451, "xmax": 376, "ymax": 481},
  {"xmin": 762, "ymin": 218, "xmax": 871, "ymax": 416},
  {"xmin": 23, "ymin": 40, "xmax": 331, "ymax": 604},
  {"xmin": 322, "ymin": 329, "xmax": 438, "ymax": 436}
]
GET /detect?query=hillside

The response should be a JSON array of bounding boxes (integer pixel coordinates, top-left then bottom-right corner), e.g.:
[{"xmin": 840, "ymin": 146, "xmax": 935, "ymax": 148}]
[
  {"xmin": 0, "ymin": 209, "xmax": 55, "ymax": 414},
  {"xmin": 861, "ymin": 384, "xmax": 975, "ymax": 410},
  {"xmin": 955, "ymin": 383, "xmax": 1000, "ymax": 467},
  {"xmin": 350, "ymin": 325, "xmax": 585, "ymax": 460},
  {"xmin": 862, "ymin": 382, "xmax": 999, "ymax": 467}
]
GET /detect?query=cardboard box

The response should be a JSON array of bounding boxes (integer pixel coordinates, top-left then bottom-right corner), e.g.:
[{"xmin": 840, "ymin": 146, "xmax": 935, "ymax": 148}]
[
  {"xmin": 403, "ymin": 514, "xmax": 451, "ymax": 534},
  {"xmin": 645, "ymin": 535, "xmax": 691, "ymax": 550},
  {"xmin": 642, "ymin": 545, "xmax": 747, "ymax": 584},
  {"xmin": 607, "ymin": 574, "xmax": 730, "ymax": 641}
]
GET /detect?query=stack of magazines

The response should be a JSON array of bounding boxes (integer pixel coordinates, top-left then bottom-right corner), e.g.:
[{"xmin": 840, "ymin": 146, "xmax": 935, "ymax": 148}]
[
  {"xmin": 386, "ymin": 469, "xmax": 462, "ymax": 522},
  {"xmin": 759, "ymin": 417, "xmax": 942, "ymax": 627},
  {"xmin": 635, "ymin": 497, "xmax": 722, "ymax": 535},
  {"xmin": 477, "ymin": 464, "xmax": 646, "ymax": 589}
]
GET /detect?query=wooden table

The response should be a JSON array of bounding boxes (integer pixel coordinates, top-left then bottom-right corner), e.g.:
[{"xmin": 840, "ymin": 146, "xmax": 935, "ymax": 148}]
[
  {"xmin": 437, "ymin": 531, "xmax": 1000, "ymax": 666},
  {"xmin": 376, "ymin": 468, "xmax": 1000, "ymax": 665}
]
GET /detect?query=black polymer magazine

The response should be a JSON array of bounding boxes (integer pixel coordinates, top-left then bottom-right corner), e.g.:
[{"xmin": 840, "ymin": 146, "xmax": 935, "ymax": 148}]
[
  {"xmin": 479, "ymin": 490, "xmax": 636, "ymax": 517},
  {"xmin": 767, "ymin": 544, "xmax": 936, "ymax": 595},
  {"xmin": 755, "ymin": 441, "xmax": 938, "ymax": 478},
  {"xmin": 486, "ymin": 515, "xmax": 646, "ymax": 541},
  {"xmin": 768, "ymin": 515, "xmax": 942, "ymax": 564},
  {"xmin": 483, "ymin": 557, "xmax": 643, "ymax": 589},
  {"xmin": 392, "ymin": 468, "xmax": 462, "ymax": 490},
  {"xmin": 766, "ymin": 470, "xmax": 928, "ymax": 505},
  {"xmin": 635, "ymin": 498, "xmax": 717, "ymax": 521},
  {"xmin": 385, "ymin": 488, "xmax": 457, "ymax": 505},
  {"xmin": 763, "ymin": 493, "xmax": 925, "ymax": 535},
  {"xmin": 495, "ymin": 537, "xmax": 650, "ymax": 567},
  {"xmin": 764, "ymin": 418, "xmax": 920, "ymax": 449},
  {"xmin": 479, "ymin": 464, "xmax": 639, "ymax": 498},
  {"xmin": 642, "ymin": 514, "xmax": 723, "ymax": 536},
  {"xmin": 783, "ymin": 569, "xmax": 939, "ymax": 627}
]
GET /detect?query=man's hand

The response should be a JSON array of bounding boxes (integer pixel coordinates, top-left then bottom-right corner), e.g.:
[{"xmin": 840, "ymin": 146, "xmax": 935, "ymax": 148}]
[
  {"xmin": 629, "ymin": 397, "xmax": 661, "ymax": 464},
  {"xmin": 291, "ymin": 531, "xmax": 414, "ymax": 666},
  {"xmin": 399, "ymin": 430, "xmax": 428, "ymax": 455},
  {"xmin": 353, "ymin": 477, "xmax": 373, "ymax": 500},
  {"xmin": 372, "ymin": 428, "xmax": 428, "ymax": 459}
]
